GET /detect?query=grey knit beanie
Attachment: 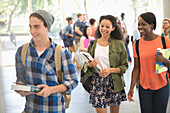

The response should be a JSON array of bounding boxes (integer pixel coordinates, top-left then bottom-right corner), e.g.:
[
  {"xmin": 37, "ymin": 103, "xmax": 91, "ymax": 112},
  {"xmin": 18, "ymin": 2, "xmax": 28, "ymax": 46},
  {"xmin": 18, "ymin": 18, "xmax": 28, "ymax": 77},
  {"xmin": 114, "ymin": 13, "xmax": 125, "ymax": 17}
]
[{"xmin": 33, "ymin": 10, "xmax": 54, "ymax": 30}]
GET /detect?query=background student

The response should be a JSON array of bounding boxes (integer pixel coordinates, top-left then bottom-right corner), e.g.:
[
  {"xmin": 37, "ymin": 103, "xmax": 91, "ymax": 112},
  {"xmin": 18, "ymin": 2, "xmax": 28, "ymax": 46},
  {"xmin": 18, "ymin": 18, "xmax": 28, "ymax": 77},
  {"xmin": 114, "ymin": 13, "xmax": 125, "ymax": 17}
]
[
  {"xmin": 80, "ymin": 25, "xmax": 95, "ymax": 52},
  {"xmin": 162, "ymin": 18, "xmax": 170, "ymax": 39}
]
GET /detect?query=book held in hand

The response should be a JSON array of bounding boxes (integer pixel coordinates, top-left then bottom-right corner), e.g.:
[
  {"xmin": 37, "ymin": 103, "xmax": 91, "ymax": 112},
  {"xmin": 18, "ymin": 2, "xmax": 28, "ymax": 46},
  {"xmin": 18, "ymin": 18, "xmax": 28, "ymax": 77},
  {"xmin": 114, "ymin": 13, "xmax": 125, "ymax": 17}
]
[
  {"xmin": 75, "ymin": 52, "xmax": 102, "ymax": 73},
  {"xmin": 155, "ymin": 48, "xmax": 170, "ymax": 74},
  {"xmin": 11, "ymin": 83, "xmax": 42, "ymax": 93}
]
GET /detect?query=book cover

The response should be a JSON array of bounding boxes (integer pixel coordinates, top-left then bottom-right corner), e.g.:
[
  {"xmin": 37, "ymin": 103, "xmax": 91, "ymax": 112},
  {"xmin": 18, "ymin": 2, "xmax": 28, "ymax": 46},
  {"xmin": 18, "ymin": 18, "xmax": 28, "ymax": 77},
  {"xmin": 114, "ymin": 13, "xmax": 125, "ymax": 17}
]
[
  {"xmin": 75, "ymin": 52, "xmax": 102, "ymax": 73},
  {"xmin": 11, "ymin": 83, "xmax": 42, "ymax": 93},
  {"xmin": 75, "ymin": 52, "xmax": 89, "ymax": 66},
  {"xmin": 155, "ymin": 48, "xmax": 170, "ymax": 74}
]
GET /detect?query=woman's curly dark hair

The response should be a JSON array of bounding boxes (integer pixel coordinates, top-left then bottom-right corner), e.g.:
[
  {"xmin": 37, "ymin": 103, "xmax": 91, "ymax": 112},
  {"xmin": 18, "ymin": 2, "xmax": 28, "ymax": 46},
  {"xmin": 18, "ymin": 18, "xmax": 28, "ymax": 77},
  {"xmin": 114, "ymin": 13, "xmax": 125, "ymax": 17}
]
[{"xmin": 95, "ymin": 15, "xmax": 123, "ymax": 40}]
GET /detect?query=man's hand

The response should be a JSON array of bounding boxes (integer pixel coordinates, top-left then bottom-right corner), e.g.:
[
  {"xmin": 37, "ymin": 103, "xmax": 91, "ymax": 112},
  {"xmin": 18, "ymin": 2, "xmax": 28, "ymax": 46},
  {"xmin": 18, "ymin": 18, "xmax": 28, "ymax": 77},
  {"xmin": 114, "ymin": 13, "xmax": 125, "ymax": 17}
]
[
  {"xmin": 15, "ymin": 81, "xmax": 35, "ymax": 96},
  {"xmin": 36, "ymin": 85, "xmax": 53, "ymax": 98},
  {"xmin": 15, "ymin": 91, "xmax": 35, "ymax": 97}
]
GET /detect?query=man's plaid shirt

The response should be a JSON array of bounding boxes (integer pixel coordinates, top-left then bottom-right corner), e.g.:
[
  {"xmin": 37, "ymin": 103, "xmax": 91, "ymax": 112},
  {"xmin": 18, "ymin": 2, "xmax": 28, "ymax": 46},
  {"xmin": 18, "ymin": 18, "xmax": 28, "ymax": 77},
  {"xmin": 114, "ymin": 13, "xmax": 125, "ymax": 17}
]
[{"xmin": 15, "ymin": 39, "xmax": 78, "ymax": 113}]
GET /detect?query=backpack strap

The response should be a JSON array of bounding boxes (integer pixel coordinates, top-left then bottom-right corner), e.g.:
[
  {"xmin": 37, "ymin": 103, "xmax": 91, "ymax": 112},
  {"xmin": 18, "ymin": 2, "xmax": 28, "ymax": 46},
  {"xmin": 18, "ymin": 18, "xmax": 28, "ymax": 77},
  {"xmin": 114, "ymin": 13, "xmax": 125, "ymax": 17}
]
[
  {"xmin": 21, "ymin": 43, "xmax": 29, "ymax": 72},
  {"xmin": 135, "ymin": 40, "xmax": 140, "ymax": 72},
  {"xmin": 161, "ymin": 35, "xmax": 166, "ymax": 49},
  {"xmin": 90, "ymin": 40, "xmax": 95, "ymax": 46},
  {"xmin": 54, "ymin": 45, "xmax": 71, "ymax": 109},
  {"xmin": 54, "ymin": 45, "xmax": 63, "ymax": 83},
  {"xmin": 135, "ymin": 40, "xmax": 140, "ymax": 59}
]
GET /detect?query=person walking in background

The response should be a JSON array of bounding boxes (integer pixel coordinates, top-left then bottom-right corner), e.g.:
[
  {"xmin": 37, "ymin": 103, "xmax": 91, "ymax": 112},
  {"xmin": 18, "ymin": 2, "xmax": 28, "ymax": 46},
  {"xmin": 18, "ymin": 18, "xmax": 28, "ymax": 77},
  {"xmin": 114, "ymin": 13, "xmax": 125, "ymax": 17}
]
[
  {"xmin": 120, "ymin": 13, "xmax": 132, "ymax": 63},
  {"xmin": 64, "ymin": 17, "xmax": 75, "ymax": 54},
  {"xmin": 61, "ymin": 17, "xmax": 70, "ymax": 48},
  {"xmin": 161, "ymin": 18, "xmax": 170, "ymax": 85},
  {"xmin": 15, "ymin": 10, "xmax": 78, "ymax": 113},
  {"xmin": 83, "ymin": 15, "xmax": 128, "ymax": 113},
  {"xmin": 116, "ymin": 17, "xmax": 121, "ymax": 27},
  {"xmin": 131, "ymin": 26, "xmax": 141, "ymax": 44},
  {"xmin": 80, "ymin": 25, "xmax": 95, "ymax": 52},
  {"xmin": 82, "ymin": 14, "xmax": 87, "ymax": 27},
  {"xmin": 120, "ymin": 13, "xmax": 128, "ymax": 41},
  {"xmin": 59, "ymin": 17, "xmax": 69, "ymax": 48},
  {"xmin": 89, "ymin": 18, "xmax": 97, "ymax": 38},
  {"xmin": 162, "ymin": 18, "xmax": 170, "ymax": 39},
  {"xmin": 73, "ymin": 13, "xmax": 85, "ymax": 69},
  {"xmin": 128, "ymin": 12, "xmax": 170, "ymax": 113}
]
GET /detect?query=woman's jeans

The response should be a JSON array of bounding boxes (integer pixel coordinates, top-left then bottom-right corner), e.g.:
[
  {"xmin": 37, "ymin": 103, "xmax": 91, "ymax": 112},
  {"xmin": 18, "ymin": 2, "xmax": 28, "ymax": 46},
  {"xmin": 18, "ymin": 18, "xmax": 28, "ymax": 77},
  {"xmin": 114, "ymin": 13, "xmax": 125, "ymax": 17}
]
[{"xmin": 139, "ymin": 78, "xmax": 169, "ymax": 113}]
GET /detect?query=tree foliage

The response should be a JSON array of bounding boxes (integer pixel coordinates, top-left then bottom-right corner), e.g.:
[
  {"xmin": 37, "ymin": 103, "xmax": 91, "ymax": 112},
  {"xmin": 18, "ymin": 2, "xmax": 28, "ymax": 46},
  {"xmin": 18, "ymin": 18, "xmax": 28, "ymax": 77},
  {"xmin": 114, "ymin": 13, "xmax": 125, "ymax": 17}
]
[
  {"xmin": 130, "ymin": 0, "xmax": 149, "ymax": 25},
  {"xmin": 0, "ymin": 0, "xmax": 54, "ymax": 32}
]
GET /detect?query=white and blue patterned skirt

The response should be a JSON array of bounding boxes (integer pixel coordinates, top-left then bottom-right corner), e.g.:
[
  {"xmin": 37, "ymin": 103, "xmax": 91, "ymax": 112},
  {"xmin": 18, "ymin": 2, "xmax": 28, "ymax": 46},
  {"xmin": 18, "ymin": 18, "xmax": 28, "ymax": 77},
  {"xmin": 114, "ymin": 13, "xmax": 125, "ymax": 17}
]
[{"xmin": 89, "ymin": 73, "xmax": 127, "ymax": 108}]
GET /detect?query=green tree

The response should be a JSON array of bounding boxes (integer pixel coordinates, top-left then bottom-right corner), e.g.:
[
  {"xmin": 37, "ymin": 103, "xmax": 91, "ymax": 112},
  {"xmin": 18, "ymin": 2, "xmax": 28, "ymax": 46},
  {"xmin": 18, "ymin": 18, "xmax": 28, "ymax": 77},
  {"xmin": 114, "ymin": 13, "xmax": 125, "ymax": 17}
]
[
  {"xmin": 130, "ymin": 0, "xmax": 148, "ymax": 25},
  {"xmin": 130, "ymin": 0, "xmax": 138, "ymax": 25},
  {"xmin": 0, "ymin": 0, "xmax": 21, "ymax": 31},
  {"xmin": 83, "ymin": 0, "xmax": 88, "ymax": 20},
  {"xmin": 0, "ymin": 0, "xmax": 54, "ymax": 32}
]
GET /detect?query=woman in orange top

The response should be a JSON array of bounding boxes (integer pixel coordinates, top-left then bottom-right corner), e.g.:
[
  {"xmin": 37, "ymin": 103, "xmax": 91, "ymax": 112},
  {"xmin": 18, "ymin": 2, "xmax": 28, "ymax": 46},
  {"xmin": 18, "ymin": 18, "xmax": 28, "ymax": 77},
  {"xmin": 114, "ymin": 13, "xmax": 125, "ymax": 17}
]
[{"xmin": 128, "ymin": 12, "xmax": 170, "ymax": 113}]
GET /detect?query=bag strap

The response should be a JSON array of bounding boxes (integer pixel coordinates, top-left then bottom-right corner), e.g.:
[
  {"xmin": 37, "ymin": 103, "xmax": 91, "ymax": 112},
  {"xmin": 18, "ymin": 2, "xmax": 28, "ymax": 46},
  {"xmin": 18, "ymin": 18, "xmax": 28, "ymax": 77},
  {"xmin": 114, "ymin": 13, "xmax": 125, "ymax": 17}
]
[
  {"xmin": 21, "ymin": 43, "xmax": 29, "ymax": 72},
  {"xmin": 54, "ymin": 45, "xmax": 71, "ymax": 109},
  {"xmin": 54, "ymin": 45, "xmax": 63, "ymax": 83},
  {"xmin": 161, "ymin": 35, "xmax": 166, "ymax": 49},
  {"xmin": 136, "ymin": 40, "xmax": 140, "ymax": 59},
  {"xmin": 135, "ymin": 40, "xmax": 140, "ymax": 72},
  {"xmin": 90, "ymin": 40, "xmax": 95, "ymax": 46}
]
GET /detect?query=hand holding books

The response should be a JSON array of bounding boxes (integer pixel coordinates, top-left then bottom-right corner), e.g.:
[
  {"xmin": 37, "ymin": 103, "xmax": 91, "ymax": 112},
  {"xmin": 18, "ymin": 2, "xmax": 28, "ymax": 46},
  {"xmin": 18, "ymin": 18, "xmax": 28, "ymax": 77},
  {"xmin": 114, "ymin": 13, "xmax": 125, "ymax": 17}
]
[
  {"xmin": 87, "ymin": 58, "xmax": 102, "ymax": 73},
  {"xmin": 76, "ymin": 52, "xmax": 102, "ymax": 73},
  {"xmin": 155, "ymin": 48, "xmax": 170, "ymax": 74},
  {"xmin": 15, "ymin": 90, "xmax": 35, "ymax": 97},
  {"xmin": 11, "ymin": 82, "xmax": 43, "ymax": 96},
  {"xmin": 155, "ymin": 48, "xmax": 165, "ymax": 63},
  {"xmin": 83, "ymin": 53, "xmax": 102, "ymax": 73}
]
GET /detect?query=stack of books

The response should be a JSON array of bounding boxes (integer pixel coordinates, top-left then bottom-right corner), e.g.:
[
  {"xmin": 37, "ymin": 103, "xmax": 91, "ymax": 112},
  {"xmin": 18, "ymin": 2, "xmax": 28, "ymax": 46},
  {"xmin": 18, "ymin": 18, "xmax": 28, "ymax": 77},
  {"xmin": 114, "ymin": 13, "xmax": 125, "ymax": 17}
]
[
  {"xmin": 155, "ymin": 48, "xmax": 170, "ymax": 74},
  {"xmin": 75, "ymin": 52, "xmax": 102, "ymax": 73},
  {"xmin": 11, "ymin": 83, "xmax": 42, "ymax": 93}
]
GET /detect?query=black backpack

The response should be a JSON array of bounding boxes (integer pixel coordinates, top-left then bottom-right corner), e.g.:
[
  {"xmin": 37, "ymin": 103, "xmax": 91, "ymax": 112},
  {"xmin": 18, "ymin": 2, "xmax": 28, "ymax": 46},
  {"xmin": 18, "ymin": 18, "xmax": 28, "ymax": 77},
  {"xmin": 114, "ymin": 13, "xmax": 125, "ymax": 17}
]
[
  {"xmin": 80, "ymin": 40, "xmax": 95, "ymax": 93},
  {"xmin": 80, "ymin": 67, "xmax": 92, "ymax": 93}
]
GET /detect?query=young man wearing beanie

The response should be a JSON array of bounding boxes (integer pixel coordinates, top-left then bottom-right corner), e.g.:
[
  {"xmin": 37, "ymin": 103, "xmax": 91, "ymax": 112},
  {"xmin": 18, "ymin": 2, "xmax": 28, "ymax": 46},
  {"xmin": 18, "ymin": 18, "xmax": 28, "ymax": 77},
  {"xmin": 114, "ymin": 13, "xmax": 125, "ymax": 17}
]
[{"xmin": 15, "ymin": 10, "xmax": 78, "ymax": 113}]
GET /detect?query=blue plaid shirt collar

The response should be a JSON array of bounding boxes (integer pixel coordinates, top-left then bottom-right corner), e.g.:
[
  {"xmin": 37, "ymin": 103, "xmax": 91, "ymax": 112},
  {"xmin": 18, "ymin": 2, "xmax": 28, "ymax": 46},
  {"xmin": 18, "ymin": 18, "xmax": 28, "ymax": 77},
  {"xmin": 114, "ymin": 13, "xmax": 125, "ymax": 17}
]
[{"xmin": 29, "ymin": 37, "xmax": 56, "ymax": 49}]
